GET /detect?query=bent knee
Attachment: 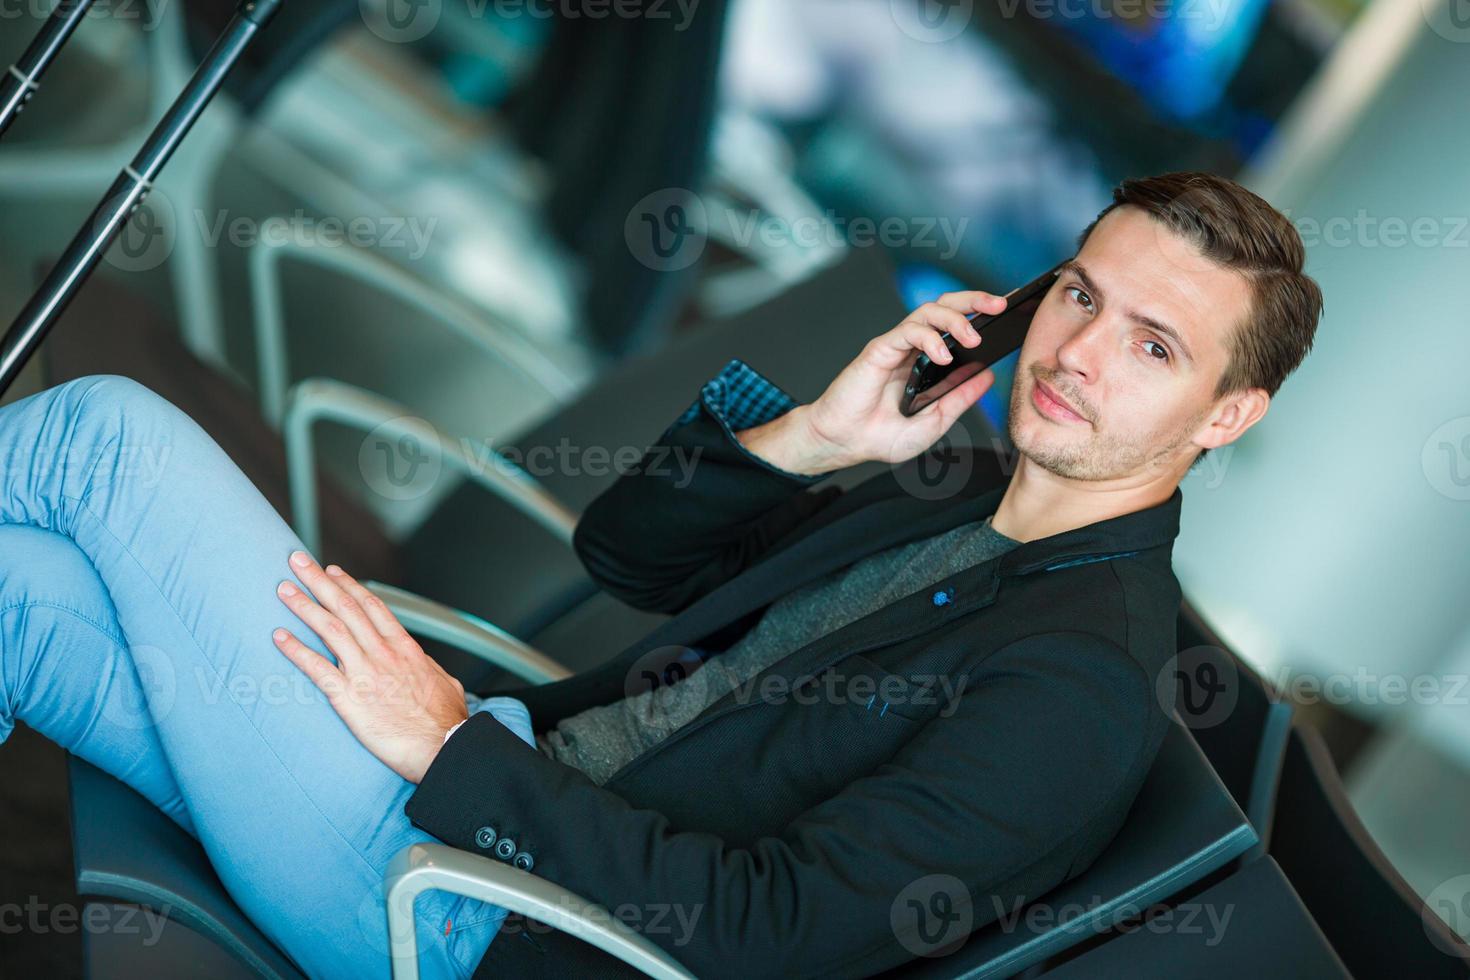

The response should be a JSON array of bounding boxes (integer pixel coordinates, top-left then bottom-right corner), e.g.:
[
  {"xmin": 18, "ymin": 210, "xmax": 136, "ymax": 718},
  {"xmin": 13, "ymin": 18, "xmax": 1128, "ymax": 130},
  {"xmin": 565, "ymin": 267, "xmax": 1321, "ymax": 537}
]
[
  {"xmin": 0, "ymin": 525, "xmax": 116, "ymax": 627},
  {"xmin": 61, "ymin": 374, "xmax": 177, "ymax": 423}
]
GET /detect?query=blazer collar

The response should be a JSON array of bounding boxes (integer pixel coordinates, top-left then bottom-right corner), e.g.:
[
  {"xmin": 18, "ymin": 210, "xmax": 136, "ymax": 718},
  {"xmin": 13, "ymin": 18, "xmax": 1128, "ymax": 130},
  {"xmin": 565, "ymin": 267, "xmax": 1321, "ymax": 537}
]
[
  {"xmin": 772, "ymin": 475, "xmax": 1185, "ymax": 582},
  {"xmin": 993, "ymin": 483, "xmax": 1184, "ymax": 576}
]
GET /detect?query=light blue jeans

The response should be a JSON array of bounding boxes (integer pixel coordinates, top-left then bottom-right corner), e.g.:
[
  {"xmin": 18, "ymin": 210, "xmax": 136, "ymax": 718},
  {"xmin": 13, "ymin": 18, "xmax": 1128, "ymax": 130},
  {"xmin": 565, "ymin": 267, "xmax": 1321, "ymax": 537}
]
[{"xmin": 0, "ymin": 375, "xmax": 535, "ymax": 979}]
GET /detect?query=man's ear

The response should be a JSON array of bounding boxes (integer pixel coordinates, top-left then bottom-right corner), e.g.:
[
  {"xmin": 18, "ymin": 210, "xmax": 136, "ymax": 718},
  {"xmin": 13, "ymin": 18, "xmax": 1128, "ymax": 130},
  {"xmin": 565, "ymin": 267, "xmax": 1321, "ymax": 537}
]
[{"xmin": 1196, "ymin": 387, "xmax": 1270, "ymax": 452}]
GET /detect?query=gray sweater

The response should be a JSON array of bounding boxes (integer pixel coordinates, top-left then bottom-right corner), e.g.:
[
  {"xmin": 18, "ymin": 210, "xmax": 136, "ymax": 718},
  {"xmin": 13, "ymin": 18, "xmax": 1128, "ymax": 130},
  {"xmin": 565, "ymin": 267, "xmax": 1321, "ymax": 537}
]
[{"xmin": 536, "ymin": 513, "xmax": 1022, "ymax": 784}]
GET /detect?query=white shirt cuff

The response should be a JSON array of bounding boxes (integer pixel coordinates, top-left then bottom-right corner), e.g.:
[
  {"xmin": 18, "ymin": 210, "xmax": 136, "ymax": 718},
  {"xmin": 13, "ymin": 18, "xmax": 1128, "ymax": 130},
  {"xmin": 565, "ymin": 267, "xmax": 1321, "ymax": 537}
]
[{"xmin": 442, "ymin": 718, "xmax": 468, "ymax": 745}]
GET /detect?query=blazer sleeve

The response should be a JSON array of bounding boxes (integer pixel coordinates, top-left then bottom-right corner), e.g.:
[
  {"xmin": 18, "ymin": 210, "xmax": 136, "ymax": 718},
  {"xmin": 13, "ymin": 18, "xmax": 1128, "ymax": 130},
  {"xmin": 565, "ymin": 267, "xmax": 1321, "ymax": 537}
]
[
  {"xmin": 571, "ymin": 358, "xmax": 843, "ymax": 615},
  {"xmin": 404, "ymin": 631, "xmax": 1160, "ymax": 978}
]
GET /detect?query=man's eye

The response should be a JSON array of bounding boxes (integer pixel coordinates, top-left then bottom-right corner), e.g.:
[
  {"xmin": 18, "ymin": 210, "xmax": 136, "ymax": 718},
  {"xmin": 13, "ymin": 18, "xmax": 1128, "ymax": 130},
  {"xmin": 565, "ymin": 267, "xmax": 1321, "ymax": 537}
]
[
  {"xmin": 1142, "ymin": 340, "xmax": 1171, "ymax": 362},
  {"xmin": 1065, "ymin": 285, "xmax": 1094, "ymax": 313}
]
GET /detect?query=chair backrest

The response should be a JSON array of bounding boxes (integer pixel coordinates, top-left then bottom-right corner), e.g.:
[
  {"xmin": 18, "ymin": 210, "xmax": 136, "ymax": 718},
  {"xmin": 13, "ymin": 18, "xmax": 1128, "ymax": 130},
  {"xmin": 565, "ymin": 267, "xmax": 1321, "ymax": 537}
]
[
  {"xmin": 1041, "ymin": 855, "xmax": 1350, "ymax": 979},
  {"xmin": 1175, "ymin": 598, "xmax": 1293, "ymax": 854},
  {"xmin": 67, "ymin": 756, "xmax": 307, "ymax": 980},
  {"xmin": 250, "ymin": 236, "xmax": 579, "ymax": 538},
  {"xmin": 869, "ymin": 721, "xmax": 1258, "ymax": 980},
  {"xmin": 1271, "ymin": 722, "xmax": 1470, "ymax": 978},
  {"xmin": 251, "ymin": 234, "xmax": 576, "ymax": 430}
]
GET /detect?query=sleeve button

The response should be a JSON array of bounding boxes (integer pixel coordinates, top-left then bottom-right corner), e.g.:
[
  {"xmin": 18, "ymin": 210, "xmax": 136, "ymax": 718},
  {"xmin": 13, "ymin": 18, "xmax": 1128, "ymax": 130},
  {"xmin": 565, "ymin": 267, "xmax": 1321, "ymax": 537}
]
[
  {"xmin": 474, "ymin": 826, "xmax": 497, "ymax": 849},
  {"xmin": 494, "ymin": 837, "xmax": 516, "ymax": 860},
  {"xmin": 512, "ymin": 851, "xmax": 535, "ymax": 872}
]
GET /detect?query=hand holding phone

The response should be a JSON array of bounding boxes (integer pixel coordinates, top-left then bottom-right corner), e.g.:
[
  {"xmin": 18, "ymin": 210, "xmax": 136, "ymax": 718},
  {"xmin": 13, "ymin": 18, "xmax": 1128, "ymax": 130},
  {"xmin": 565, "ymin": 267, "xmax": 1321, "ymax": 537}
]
[
  {"xmin": 899, "ymin": 263, "xmax": 1063, "ymax": 416},
  {"xmin": 736, "ymin": 286, "xmax": 1023, "ymax": 477}
]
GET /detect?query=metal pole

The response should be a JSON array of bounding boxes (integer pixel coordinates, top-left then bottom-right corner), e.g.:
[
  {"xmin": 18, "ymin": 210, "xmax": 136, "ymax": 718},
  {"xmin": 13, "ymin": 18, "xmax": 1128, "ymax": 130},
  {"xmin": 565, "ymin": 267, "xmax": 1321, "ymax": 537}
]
[
  {"xmin": 0, "ymin": 0, "xmax": 97, "ymax": 139},
  {"xmin": 0, "ymin": 0, "xmax": 282, "ymax": 397}
]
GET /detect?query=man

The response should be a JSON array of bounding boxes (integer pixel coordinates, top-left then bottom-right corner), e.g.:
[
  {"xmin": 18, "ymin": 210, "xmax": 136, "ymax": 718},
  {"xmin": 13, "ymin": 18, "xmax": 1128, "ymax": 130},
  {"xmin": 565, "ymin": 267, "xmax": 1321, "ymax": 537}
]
[
  {"xmin": 0, "ymin": 172, "xmax": 1319, "ymax": 979},
  {"xmin": 331, "ymin": 171, "xmax": 1315, "ymax": 975}
]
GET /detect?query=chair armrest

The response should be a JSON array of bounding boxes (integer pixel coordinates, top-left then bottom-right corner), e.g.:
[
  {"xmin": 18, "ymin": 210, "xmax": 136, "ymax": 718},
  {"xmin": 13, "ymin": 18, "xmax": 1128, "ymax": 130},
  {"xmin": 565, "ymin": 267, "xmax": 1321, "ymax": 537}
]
[
  {"xmin": 282, "ymin": 377, "xmax": 578, "ymax": 554},
  {"xmin": 385, "ymin": 843, "xmax": 696, "ymax": 980},
  {"xmin": 364, "ymin": 581, "xmax": 572, "ymax": 686}
]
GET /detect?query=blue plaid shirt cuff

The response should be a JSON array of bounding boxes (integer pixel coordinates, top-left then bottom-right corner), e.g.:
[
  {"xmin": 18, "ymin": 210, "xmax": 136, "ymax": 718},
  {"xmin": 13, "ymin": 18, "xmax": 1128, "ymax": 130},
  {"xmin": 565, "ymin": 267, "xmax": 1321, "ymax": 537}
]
[{"xmin": 673, "ymin": 358, "xmax": 824, "ymax": 484}]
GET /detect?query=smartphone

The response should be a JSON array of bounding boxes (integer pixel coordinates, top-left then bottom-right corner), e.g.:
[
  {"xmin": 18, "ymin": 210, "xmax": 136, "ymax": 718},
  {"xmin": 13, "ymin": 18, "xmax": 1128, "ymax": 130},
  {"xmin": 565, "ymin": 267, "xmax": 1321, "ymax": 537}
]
[{"xmin": 899, "ymin": 263, "xmax": 1064, "ymax": 417}]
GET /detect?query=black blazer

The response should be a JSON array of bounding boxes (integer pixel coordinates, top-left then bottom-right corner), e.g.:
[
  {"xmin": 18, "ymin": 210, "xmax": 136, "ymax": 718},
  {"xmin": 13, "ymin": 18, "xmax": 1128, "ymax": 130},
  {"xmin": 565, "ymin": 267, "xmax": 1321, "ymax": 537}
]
[{"xmin": 405, "ymin": 401, "xmax": 1186, "ymax": 978}]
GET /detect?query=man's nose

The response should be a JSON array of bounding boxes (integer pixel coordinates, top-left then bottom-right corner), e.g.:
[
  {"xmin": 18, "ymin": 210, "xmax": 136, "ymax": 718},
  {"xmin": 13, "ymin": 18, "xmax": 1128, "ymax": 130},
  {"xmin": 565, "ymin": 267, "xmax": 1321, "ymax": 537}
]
[{"xmin": 1055, "ymin": 314, "xmax": 1112, "ymax": 382}]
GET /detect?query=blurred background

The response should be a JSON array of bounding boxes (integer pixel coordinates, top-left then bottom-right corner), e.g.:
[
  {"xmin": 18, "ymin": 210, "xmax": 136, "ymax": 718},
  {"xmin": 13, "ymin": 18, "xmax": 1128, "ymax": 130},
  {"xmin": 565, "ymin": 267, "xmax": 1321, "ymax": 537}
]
[{"xmin": 2, "ymin": 0, "xmax": 1467, "ymax": 974}]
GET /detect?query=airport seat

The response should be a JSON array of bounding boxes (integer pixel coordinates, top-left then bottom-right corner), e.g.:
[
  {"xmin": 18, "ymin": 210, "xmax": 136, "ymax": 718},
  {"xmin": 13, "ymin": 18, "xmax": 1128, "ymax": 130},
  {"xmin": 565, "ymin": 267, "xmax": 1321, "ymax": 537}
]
[
  {"xmin": 69, "ymin": 716, "xmax": 1255, "ymax": 979},
  {"xmin": 1174, "ymin": 600, "xmax": 1294, "ymax": 857},
  {"xmin": 1270, "ymin": 722, "xmax": 1470, "ymax": 978},
  {"xmin": 80, "ymin": 900, "xmax": 290, "ymax": 980},
  {"xmin": 1040, "ymin": 856, "xmax": 1350, "ymax": 979},
  {"xmin": 67, "ymin": 759, "xmax": 307, "ymax": 980},
  {"xmin": 863, "ymin": 721, "xmax": 1256, "ymax": 980}
]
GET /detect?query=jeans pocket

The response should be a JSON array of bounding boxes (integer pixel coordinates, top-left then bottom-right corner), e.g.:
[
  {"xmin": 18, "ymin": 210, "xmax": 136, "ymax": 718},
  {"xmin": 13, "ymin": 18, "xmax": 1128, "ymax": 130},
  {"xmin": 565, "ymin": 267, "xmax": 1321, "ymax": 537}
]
[{"xmin": 443, "ymin": 892, "xmax": 511, "ymax": 979}]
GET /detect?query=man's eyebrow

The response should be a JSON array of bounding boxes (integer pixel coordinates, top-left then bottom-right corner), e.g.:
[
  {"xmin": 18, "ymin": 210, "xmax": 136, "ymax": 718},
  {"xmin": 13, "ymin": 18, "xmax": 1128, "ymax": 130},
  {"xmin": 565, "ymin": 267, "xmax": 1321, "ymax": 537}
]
[{"xmin": 1060, "ymin": 260, "xmax": 1196, "ymax": 366}]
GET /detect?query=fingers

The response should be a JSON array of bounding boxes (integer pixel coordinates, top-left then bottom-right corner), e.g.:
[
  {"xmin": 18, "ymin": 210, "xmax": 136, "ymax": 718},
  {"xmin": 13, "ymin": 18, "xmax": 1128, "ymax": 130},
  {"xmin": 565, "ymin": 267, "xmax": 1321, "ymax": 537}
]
[
  {"xmin": 896, "ymin": 321, "xmax": 956, "ymax": 366},
  {"xmin": 272, "ymin": 627, "xmax": 345, "ymax": 701},
  {"xmin": 935, "ymin": 290, "xmax": 1007, "ymax": 316},
  {"xmin": 277, "ymin": 551, "xmax": 376, "ymax": 664},
  {"xmin": 870, "ymin": 303, "xmax": 971, "ymax": 367},
  {"xmin": 321, "ymin": 564, "xmax": 411, "ymax": 646}
]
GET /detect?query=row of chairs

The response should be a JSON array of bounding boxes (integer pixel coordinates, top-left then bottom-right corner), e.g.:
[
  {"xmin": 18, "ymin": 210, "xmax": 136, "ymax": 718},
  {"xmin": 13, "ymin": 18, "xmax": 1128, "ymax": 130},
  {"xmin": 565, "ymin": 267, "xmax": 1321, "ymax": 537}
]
[{"xmin": 41, "ymin": 245, "xmax": 1470, "ymax": 976}]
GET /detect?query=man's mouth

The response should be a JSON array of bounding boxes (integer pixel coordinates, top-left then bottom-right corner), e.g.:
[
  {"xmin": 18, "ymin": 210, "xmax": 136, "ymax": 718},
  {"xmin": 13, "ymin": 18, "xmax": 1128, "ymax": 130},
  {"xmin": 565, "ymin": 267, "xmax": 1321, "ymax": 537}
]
[{"xmin": 1032, "ymin": 379, "xmax": 1087, "ymax": 424}]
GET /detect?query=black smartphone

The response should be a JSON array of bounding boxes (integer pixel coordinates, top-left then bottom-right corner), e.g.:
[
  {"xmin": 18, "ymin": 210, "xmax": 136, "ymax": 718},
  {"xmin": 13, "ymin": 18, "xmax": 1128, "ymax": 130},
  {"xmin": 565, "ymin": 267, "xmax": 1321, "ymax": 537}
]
[{"xmin": 899, "ymin": 263, "xmax": 1064, "ymax": 417}]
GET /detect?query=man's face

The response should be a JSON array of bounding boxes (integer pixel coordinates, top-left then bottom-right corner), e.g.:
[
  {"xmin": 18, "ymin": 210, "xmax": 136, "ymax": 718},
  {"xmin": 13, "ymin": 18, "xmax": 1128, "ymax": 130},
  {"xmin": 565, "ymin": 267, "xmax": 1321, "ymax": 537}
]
[{"xmin": 1008, "ymin": 206, "xmax": 1256, "ymax": 481}]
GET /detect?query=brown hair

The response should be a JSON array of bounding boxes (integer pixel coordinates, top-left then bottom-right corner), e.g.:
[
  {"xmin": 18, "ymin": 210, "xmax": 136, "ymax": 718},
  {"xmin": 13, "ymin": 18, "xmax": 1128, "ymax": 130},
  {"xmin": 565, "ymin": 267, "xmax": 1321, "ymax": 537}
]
[{"xmin": 1076, "ymin": 172, "xmax": 1323, "ymax": 463}]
